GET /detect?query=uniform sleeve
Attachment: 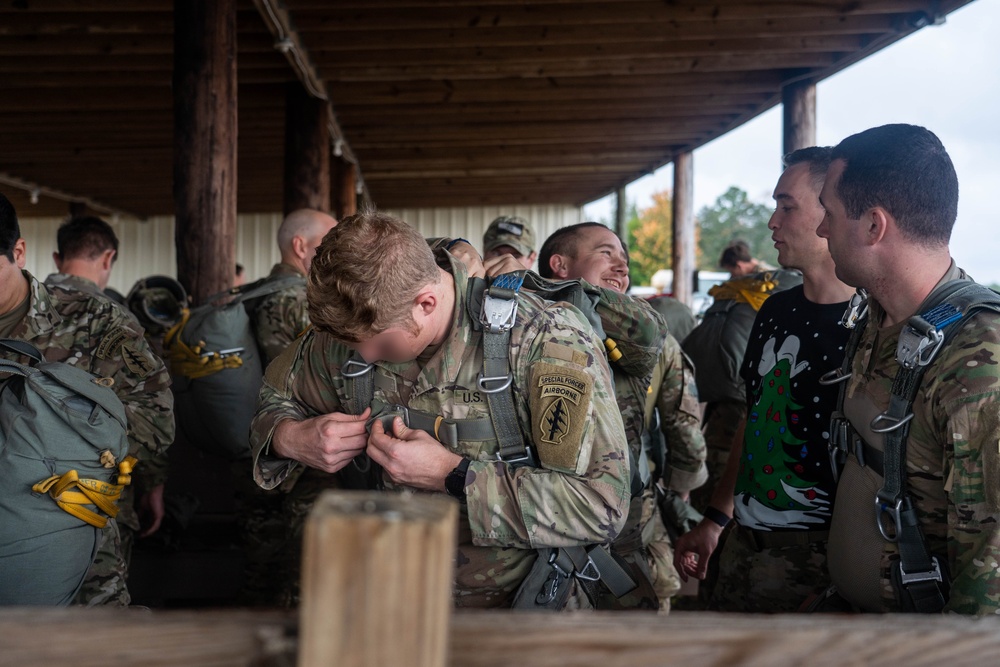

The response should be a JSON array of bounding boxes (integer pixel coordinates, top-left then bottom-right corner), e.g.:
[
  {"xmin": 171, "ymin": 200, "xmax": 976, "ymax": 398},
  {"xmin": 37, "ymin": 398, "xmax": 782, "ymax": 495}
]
[
  {"xmin": 252, "ymin": 290, "xmax": 310, "ymax": 367},
  {"xmin": 463, "ymin": 302, "xmax": 631, "ymax": 550},
  {"xmin": 250, "ymin": 331, "xmax": 346, "ymax": 489},
  {"xmin": 90, "ymin": 308, "xmax": 174, "ymax": 483},
  {"xmin": 942, "ymin": 392, "xmax": 1000, "ymax": 615},
  {"xmin": 656, "ymin": 337, "xmax": 708, "ymax": 493}
]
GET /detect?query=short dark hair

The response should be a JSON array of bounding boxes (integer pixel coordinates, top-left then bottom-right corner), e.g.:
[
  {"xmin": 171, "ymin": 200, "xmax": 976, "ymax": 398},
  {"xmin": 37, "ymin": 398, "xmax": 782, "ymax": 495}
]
[
  {"xmin": 537, "ymin": 222, "xmax": 626, "ymax": 279},
  {"xmin": 0, "ymin": 191, "xmax": 20, "ymax": 262},
  {"xmin": 719, "ymin": 240, "xmax": 752, "ymax": 270},
  {"xmin": 831, "ymin": 124, "xmax": 957, "ymax": 245},
  {"xmin": 56, "ymin": 216, "xmax": 119, "ymax": 262},
  {"xmin": 783, "ymin": 146, "xmax": 833, "ymax": 191}
]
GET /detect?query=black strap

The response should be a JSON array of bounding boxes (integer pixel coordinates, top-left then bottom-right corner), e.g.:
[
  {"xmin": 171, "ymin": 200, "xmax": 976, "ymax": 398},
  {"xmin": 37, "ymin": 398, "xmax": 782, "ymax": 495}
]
[{"xmin": 0, "ymin": 338, "xmax": 44, "ymax": 364}]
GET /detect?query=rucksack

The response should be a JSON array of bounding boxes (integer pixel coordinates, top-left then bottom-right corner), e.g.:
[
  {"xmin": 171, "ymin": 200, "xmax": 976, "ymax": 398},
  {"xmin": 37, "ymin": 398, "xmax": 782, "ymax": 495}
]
[
  {"xmin": 682, "ymin": 270, "xmax": 802, "ymax": 405},
  {"xmin": 0, "ymin": 339, "xmax": 134, "ymax": 606},
  {"xmin": 164, "ymin": 275, "xmax": 305, "ymax": 461}
]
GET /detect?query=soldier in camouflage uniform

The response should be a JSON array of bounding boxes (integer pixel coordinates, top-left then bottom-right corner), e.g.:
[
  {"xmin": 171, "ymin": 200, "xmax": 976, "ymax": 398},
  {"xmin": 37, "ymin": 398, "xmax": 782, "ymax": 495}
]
[
  {"xmin": 482, "ymin": 215, "xmax": 537, "ymax": 270},
  {"xmin": 0, "ymin": 195, "xmax": 174, "ymax": 606},
  {"xmin": 817, "ymin": 124, "xmax": 1000, "ymax": 615},
  {"xmin": 251, "ymin": 208, "xmax": 338, "ymax": 367},
  {"xmin": 251, "ymin": 210, "xmax": 630, "ymax": 609},
  {"xmin": 236, "ymin": 208, "xmax": 337, "ymax": 606},
  {"xmin": 674, "ymin": 147, "xmax": 855, "ymax": 612},
  {"xmin": 45, "ymin": 217, "xmax": 171, "ymax": 562},
  {"xmin": 536, "ymin": 222, "xmax": 705, "ymax": 610}
]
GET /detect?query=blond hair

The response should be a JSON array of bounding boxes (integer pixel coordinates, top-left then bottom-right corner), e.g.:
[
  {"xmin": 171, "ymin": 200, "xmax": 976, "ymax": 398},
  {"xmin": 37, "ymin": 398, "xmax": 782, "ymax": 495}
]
[{"xmin": 307, "ymin": 208, "xmax": 440, "ymax": 342}]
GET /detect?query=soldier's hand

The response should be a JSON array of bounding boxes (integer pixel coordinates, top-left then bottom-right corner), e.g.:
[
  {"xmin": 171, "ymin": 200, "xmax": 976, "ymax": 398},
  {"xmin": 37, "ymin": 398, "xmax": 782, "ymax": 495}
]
[
  {"xmin": 367, "ymin": 417, "xmax": 462, "ymax": 491},
  {"xmin": 138, "ymin": 483, "xmax": 166, "ymax": 538},
  {"xmin": 271, "ymin": 408, "xmax": 371, "ymax": 473},
  {"xmin": 447, "ymin": 240, "xmax": 486, "ymax": 278},
  {"xmin": 483, "ymin": 254, "xmax": 526, "ymax": 278},
  {"xmin": 672, "ymin": 519, "xmax": 724, "ymax": 582}
]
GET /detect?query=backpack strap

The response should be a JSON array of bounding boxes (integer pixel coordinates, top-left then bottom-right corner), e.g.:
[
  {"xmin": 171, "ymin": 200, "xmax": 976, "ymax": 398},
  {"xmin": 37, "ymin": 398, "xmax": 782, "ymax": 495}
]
[
  {"xmin": 0, "ymin": 338, "xmax": 44, "ymax": 365},
  {"xmin": 826, "ymin": 280, "xmax": 1000, "ymax": 613}
]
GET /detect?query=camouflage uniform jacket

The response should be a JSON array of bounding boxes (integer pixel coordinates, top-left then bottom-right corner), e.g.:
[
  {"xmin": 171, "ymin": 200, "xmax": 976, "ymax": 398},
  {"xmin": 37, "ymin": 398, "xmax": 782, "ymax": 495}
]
[
  {"xmin": 6, "ymin": 272, "xmax": 175, "ymax": 493},
  {"xmin": 828, "ymin": 263, "xmax": 1000, "ymax": 615},
  {"xmin": 251, "ymin": 262, "xmax": 308, "ymax": 367},
  {"xmin": 250, "ymin": 261, "xmax": 630, "ymax": 607}
]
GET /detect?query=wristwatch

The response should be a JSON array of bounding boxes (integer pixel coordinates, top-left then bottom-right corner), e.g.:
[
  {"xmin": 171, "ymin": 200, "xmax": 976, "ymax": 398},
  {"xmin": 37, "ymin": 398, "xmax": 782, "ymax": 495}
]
[{"xmin": 445, "ymin": 458, "xmax": 471, "ymax": 502}]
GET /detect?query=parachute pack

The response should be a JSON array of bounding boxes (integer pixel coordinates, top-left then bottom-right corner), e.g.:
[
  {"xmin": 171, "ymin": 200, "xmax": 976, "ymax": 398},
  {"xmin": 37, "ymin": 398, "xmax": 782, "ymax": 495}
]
[
  {"xmin": 0, "ymin": 339, "xmax": 134, "ymax": 605},
  {"xmin": 163, "ymin": 275, "xmax": 305, "ymax": 461}
]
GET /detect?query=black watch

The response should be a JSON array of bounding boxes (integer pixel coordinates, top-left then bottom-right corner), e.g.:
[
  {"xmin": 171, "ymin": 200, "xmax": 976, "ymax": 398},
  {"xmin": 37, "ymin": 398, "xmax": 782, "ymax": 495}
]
[{"xmin": 445, "ymin": 458, "xmax": 471, "ymax": 501}]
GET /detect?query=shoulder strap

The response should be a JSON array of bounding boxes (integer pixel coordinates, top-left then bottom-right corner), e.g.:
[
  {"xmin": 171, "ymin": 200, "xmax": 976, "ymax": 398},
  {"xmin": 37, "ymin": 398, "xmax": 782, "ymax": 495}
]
[
  {"xmin": 201, "ymin": 274, "xmax": 306, "ymax": 308},
  {"xmin": 0, "ymin": 339, "xmax": 44, "ymax": 365}
]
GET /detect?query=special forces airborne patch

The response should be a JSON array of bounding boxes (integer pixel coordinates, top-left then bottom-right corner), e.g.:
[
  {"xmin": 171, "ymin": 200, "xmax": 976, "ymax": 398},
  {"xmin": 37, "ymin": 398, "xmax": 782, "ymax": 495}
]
[{"xmin": 530, "ymin": 361, "xmax": 593, "ymax": 475}]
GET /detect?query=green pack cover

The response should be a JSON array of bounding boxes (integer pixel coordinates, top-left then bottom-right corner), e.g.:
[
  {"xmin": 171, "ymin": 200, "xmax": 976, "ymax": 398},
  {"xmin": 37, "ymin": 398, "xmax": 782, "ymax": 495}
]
[
  {"xmin": 0, "ymin": 340, "xmax": 129, "ymax": 606},
  {"xmin": 165, "ymin": 276, "xmax": 305, "ymax": 461}
]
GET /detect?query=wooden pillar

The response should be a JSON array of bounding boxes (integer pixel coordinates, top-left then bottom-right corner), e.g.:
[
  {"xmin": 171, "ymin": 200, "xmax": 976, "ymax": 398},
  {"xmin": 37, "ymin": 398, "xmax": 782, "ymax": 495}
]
[
  {"xmin": 614, "ymin": 185, "xmax": 628, "ymax": 246},
  {"xmin": 671, "ymin": 153, "xmax": 695, "ymax": 306},
  {"xmin": 331, "ymin": 158, "xmax": 357, "ymax": 219},
  {"xmin": 299, "ymin": 491, "xmax": 457, "ymax": 667},
  {"xmin": 283, "ymin": 81, "xmax": 330, "ymax": 216},
  {"xmin": 173, "ymin": 0, "xmax": 238, "ymax": 306},
  {"xmin": 782, "ymin": 79, "xmax": 817, "ymax": 157}
]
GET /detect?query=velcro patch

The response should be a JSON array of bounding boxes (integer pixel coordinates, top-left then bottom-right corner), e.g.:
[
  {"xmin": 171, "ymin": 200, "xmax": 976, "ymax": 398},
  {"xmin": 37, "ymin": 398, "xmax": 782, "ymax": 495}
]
[{"xmin": 530, "ymin": 361, "xmax": 593, "ymax": 474}]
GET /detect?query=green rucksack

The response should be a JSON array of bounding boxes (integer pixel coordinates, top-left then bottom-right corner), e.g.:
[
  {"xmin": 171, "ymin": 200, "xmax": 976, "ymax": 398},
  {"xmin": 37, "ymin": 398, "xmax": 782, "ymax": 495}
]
[
  {"xmin": 164, "ymin": 275, "xmax": 305, "ymax": 461},
  {"xmin": 0, "ymin": 339, "xmax": 134, "ymax": 606}
]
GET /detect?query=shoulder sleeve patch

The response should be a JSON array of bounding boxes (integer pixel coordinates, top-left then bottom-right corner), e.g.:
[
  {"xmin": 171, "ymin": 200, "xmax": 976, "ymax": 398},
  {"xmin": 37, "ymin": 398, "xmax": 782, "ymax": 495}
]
[
  {"xmin": 541, "ymin": 341, "xmax": 588, "ymax": 367},
  {"xmin": 96, "ymin": 326, "xmax": 130, "ymax": 360},
  {"xmin": 529, "ymin": 360, "xmax": 594, "ymax": 475},
  {"xmin": 120, "ymin": 339, "xmax": 156, "ymax": 378}
]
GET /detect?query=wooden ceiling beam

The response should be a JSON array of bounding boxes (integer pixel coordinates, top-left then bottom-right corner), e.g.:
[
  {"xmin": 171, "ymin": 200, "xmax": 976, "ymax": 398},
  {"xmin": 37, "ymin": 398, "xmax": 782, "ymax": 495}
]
[
  {"xmin": 0, "ymin": 52, "xmax": 288, "ymax": 72},
  {"xmin": 0, "ymin": 31, "xmax": 275, "ymax": 56},
  {"xmin": 0, "ymin": 9, "xmax": 268, "ymax": 35}
]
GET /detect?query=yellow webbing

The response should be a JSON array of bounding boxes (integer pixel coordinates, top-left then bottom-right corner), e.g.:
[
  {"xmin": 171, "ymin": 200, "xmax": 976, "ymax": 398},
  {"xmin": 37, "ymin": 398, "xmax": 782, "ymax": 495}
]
[
  {"xmin": 31, "ymin": 455, "xmax": 139, "ymax": 529},
  {"xmin": 163, "ymin": 308, "xmax": 244, "ymax": 379},
  {"xmin": 707, "ymin": 273, "xmax": 779, "ymax": 312}
]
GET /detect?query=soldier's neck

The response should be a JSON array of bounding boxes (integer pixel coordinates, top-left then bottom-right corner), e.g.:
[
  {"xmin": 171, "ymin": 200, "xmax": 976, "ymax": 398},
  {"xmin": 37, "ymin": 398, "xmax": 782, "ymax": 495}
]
[{"xmin": 0, "ymin": 271, "xmax": 30, "ymax": 317}]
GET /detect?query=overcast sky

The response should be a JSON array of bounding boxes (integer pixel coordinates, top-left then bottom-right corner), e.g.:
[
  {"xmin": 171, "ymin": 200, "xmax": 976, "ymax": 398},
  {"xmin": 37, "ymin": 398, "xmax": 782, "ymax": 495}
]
[{"xmin": 584, "ymin": 1, "xmax": 1000, "ymax": 285}]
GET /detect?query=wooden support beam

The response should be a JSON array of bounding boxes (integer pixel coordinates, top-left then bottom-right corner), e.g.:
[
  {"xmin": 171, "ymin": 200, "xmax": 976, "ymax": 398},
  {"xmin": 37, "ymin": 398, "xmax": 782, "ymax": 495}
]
[
  {"xmin": 283, "ymin": 81, "xmax": 331, "ymax": 215},
  {"xmin": 672, "ymin": 152, "xmax": 695, "ymax": 306},
  {"xmin": 299, "ymin": 491, "xmax": 456, "ymax": 667},
  {"xmin": 614, "ymin": 186, "xmax": 628, "ymax": 247},
  {"xmin": 331, "ymin": 158, "xmax": 358, "ymax": 219},
  {"xmin": 173, "ymin": 0, "xmax": 238, "ymax": 305},
  {"xmin": 782, "ymin": 79, "xmax": 818, "ymax": 157}
]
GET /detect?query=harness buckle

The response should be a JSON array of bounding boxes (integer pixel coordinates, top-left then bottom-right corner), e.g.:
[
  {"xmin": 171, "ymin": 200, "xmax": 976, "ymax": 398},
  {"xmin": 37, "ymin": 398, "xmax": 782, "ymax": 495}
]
[
  {"xmin": 478, "ymin": 372, "xmax": 513, "ymax": 393},
  {"xmin": 480, "ymin": 273, "xmax": 525, "ymax": 334},
  {"xmin": 497, "ymin": 445, "xmax": 538, "ymax": 468},
  {"xmin": 342, "ymin": 358, "xmax": 374, "ymax": 378},
  {"xmin": 900, "ymin": 556, "xmax": 944, "ymax": 585},
  {"xmin": 828, "ymin": 412, "xmax": 850, "ymax": 481},
  {"xmin": 575, "ymin": 556, "xmax": 601, "ymax": 582},
  {"xmin": 840, "ymin": 290, "xmax": 869, "ymax": 329},
  {"xmin": 896, "ymin": 323, "xmax": 945, "ymax": 370},
  {"xmin": 365, "ymin": 404, "xmax": 409, "ymax": 435},
  {"xmin": 535, "ymin": 571, "xmax": 562, "ymax": 605},
  {"xmin": 870, "ymin": 411, "xmax": 914, "ymax": 434},
  {"xmin": 875, "ymin": 494, "xmax": 903, "ymax": 543}
]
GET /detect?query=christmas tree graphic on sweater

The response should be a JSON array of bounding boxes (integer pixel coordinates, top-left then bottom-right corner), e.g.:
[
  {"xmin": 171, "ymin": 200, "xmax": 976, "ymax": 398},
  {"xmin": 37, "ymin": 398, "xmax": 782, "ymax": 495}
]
[{"xmin": 734, "ymin": 336, "xmax": 830, "ymax": 530}]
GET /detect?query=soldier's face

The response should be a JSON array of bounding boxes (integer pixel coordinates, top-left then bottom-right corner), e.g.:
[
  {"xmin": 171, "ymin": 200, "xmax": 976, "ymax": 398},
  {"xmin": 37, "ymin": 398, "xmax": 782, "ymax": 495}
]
[
  {"xmin": 554, "ymin": 226, "xmax": 629, "ymax": 293},
  {"xmin": 817, "ymin": 160, "xmax": 868, "ymax": 288},
  {"xmin": 0, "ymin": 238, "xmax": 27, "ymax": 307},
  {"xmin": 768, "ymin": 162, "xmax": 829, "ymax": 272}
]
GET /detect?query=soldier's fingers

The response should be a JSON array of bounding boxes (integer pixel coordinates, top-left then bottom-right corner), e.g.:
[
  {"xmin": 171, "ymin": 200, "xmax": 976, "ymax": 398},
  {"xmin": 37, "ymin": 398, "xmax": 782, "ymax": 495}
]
[{"xmin": 327, "ymin": 407, "xmax": 371, "ymax": 422}]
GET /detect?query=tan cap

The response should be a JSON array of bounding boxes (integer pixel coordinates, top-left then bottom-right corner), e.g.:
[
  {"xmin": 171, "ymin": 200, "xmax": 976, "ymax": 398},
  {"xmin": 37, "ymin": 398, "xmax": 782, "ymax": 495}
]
[{"xmin": 483, "ymin": 215, "xmax": 535, "ymax": 256}]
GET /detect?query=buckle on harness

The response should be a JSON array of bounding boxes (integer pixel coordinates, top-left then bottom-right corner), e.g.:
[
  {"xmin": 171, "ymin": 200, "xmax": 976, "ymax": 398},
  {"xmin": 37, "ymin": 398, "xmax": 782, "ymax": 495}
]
[
  {"xmin": 478, "ymin": 372, "xmax": 513, "ymax": 393},
  {"xmin": 896, "ymin": 323, "xmax": 945, "ymax": 371},
  {"xmin": 840, "ymin": 290, "xmax": 869, "ymax": 329},
  {"xmin": 875, "ymin": 495, "xmax": 903, "ymax": 542},
  {"xmin": 497, "ymin": 445, "xmax": 538, "ymax": 468},
  {"xmin": 342, "ymin": 358, "xmax": 374, "ymax": 377},
  {"xmin": 900, "ymin": 556, "xmax": 944, "ymax": 586},
  {"xmin": 575, "ymin": 555, "xmax": 601, "ymax": 582},
  {"xmin": 870, "ymin": 411, "xmax": 914, "ymax": 434},
  {"xmin": 828, "ymin": 412, "xmax": 850, "ymax": 482},
  {"xmin": 480, "ymin": 273, "xmax": 524, "ymax": 334}
]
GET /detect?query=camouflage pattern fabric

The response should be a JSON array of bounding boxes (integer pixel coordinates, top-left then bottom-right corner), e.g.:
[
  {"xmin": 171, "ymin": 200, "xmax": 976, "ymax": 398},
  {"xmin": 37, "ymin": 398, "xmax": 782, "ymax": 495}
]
[
  {"xmin": 710, "ymin": 523, "xmax": 828, "ymax": 613},
  {"xmin": 648, "ymin": 337, "xmax": 707, "ymax": 493},
  {"xmin": 647, "ymin": 295, "xmax": 697, "ymax": 343},
  {"xmin": 251, "ymin": 259, "xmax": 630, "ymax": 609},
  {"xmin": 828, "ymin": 265, "xmax": 1000, "ymax": 615},
  {"xmin": 689, "ymin": 400, "xmax": 745, "ymax": 513},
  {"xmin": 251, "ymin": 263, "xmax": 309, "ymax": 367},
  {"xmin": 8, "ymin": 271, "xmax": 174, "ymax": 606},
  {"xmin": 71, "ymin": 522, "xmax": 130, "ymax": 607}
]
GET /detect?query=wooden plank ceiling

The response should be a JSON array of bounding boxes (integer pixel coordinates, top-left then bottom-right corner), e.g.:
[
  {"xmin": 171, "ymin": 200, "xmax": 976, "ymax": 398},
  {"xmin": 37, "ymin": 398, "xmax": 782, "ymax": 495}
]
[{"xmin": 0, "ymin": 0, "xmax": 973, "ymax": 219}]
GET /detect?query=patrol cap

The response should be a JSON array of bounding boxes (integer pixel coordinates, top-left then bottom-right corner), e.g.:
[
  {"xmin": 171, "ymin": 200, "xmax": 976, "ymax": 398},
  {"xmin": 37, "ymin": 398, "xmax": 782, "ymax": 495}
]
[{"xmin": 483, "ymin": 215, "xmax": 535, "ymax": 256}]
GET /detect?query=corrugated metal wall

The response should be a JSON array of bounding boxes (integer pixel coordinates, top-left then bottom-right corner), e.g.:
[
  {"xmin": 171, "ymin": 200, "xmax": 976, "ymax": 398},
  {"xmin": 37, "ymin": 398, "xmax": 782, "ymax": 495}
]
[{"xmin": 19, "ymin": 205, "xmax": 583, "ymax": 294}]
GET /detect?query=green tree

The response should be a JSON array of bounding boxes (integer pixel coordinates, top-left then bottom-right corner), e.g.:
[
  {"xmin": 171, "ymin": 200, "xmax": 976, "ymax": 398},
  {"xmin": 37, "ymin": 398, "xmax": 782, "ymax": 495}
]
[{"xmin": 696, "ymin": 186, "xmax": 776, "ymax": 271}]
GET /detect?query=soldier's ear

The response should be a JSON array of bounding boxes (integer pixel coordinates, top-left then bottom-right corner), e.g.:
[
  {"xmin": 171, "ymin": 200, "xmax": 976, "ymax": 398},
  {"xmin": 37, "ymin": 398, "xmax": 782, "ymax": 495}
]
[
  {"xmin": 867, "ymin": 207, "xmax": 890, "ymax": 246},
  {"xmin": 549, "ymin": 253, "xmax": 571, "ymax": 279}
]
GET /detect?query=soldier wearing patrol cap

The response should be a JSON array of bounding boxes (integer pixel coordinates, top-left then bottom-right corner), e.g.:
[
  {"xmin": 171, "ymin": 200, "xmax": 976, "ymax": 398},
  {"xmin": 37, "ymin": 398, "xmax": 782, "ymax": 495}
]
[
  {"xmin": 483, "ymin": 215, "xmax": 537, "ymax": 269},
  {"xmin": 251, "ymin": 208, "xmax": 630, "ymax": 609},
  {"xmin": 0, "ymin": 192, "xmax": 174, "ymax": 606}
]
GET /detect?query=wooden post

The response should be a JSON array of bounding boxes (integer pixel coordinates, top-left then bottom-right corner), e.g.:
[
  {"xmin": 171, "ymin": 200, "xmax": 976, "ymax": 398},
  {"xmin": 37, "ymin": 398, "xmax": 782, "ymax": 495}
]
[
  {"xmin": 671, "ymin": 152, "xmax": 695, "ymax": 305},
  {"xmin": 782, "ymin": 79, "xmax": 817, "ymax": 158},
  {"xmin": 173, "ymin": 0, "xmax": 238, "ymax": 306},
  {"xmin": 284, "ymin": 81, "xmax": 331, "ymax": 216},
  {"xmin": 298, "ymin": 491, "xmax": 457, "ymax": 667},
  {"xmin": 614, "ymin": 185, "xmax": 628, "ymax": 246},
  {"xmin": 331, "ymin": 158, "xmax": 358, "ymax": 219}
]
